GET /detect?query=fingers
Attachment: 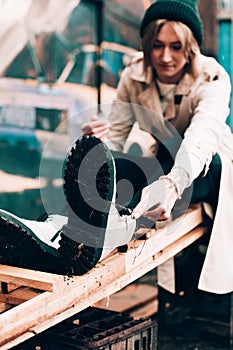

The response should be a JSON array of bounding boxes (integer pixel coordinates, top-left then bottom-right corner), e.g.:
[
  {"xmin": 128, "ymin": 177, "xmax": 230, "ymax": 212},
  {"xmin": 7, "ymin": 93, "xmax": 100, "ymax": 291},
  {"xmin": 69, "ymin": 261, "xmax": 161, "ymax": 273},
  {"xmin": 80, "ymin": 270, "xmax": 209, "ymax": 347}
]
[
  {"xmin": 81, "ymin": 120, "xmax": 103, "ymax": 134},
  {"xmin": 82, "ymin": 124, "xmax": 109, "ymax": 138},
  {"xmin": 81, "ymin": 116, "xmax": 97, "ymax": 134},
  {"xmin": 81, "ymin": 117, "xmax": 111, "ymax": 139},
  {"xmin": 132, "ymin": 202, "xmax": 171, "ymax": 221},
  {"xmin": 131, "ymin": 179, "xmax": 178, "ymax": 221},
  {"xmin": 142, "ymin": 207, "xmax": 164, "ymax": 221},
  {"xmin": 131, "ymin": 183, "xmax": 163, "ymax": 219},
  {"xmin": 131, "ymin": 188, "xmax": 150, "ymax": 219},
  {"xmin": 143, "ymin": 205, "xmax": 171, "ymax": 221}
]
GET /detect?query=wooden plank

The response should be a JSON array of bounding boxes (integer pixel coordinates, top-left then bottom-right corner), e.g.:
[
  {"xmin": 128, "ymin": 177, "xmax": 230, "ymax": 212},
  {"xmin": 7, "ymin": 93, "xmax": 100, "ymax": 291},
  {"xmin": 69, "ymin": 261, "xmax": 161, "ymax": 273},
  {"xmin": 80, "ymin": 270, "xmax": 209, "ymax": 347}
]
[
  {"xmin": 0, "ymin": 286, "xmax": 42, "ymax": 305},
  {"xmin": 0, "ymin": 265, "xmax": 66, "ymax": 292},
  {"xmin": 0, "ymin": 302, "xmax": 12, "ymax": 314},
  {"xmin": 125, "ymin": 205, "xmax": 203, "ymax": 272},
  {"xmin": 0, "ymin": 206, "xmax": 206, "ymax": 348},
  {"xmin": 94, "ymin": 283, "xmax": 158, "ymax": 312},
  {"xmin": 0, "ymin": 256, "xmax": 126, "ymax": 347},
  {"xmin": 0, "ymin": 226, "xmax": 206, "ymax": 348},
  {"xmin": 0, "ymin": 332, "xmax": 36, "ymax": 350},
  {"xmin": 102, "ymin": 225, "xmax": 206, "ymax": 307},
  {"xmin": 1, "ymin": 283, "xmax": 19, "ymax": 294},
  {"xmin": 130, "ymin": 299, "xmax": 159, "ymax": 320}
]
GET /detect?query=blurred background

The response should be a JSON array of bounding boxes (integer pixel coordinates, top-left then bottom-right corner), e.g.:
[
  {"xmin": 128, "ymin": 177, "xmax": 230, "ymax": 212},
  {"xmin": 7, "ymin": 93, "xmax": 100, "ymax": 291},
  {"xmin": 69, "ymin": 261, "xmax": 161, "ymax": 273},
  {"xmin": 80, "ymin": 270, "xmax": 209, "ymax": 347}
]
[{"xmin": 0, "ymin": 0, "xmax": 232, "ymax": 219}]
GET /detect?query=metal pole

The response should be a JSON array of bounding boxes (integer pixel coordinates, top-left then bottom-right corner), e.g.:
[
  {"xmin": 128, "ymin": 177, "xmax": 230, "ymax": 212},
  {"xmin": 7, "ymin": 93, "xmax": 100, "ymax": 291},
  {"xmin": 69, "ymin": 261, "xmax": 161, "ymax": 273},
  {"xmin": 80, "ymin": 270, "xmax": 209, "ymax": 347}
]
[
  {"xmin": 96, "ymin": 0, "xmax": 103, "ymax": 113},
  {"xmin": 83, "ymin": 0, "xmax": 103, "ymax": 113}
]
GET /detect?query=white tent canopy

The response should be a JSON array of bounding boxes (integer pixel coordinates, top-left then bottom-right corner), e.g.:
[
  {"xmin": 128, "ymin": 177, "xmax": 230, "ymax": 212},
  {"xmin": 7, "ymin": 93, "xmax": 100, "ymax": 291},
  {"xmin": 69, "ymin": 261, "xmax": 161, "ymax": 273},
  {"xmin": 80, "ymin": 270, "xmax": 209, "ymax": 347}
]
[{"xmin": 0, "ymin": 0, "xmax": 79, "ymax": 76}]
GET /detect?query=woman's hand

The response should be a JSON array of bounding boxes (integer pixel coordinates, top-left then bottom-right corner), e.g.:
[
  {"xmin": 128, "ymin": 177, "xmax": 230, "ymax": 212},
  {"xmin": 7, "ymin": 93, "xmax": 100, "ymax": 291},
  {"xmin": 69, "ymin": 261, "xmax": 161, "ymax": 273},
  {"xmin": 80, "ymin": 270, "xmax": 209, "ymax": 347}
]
[
  {"xmin": 81, "ymin": 115, "xmax": 111, "ymax": 140},
  {"xmin": 131, "ymin": 178, "xmax": 179, "ymax": 221}
]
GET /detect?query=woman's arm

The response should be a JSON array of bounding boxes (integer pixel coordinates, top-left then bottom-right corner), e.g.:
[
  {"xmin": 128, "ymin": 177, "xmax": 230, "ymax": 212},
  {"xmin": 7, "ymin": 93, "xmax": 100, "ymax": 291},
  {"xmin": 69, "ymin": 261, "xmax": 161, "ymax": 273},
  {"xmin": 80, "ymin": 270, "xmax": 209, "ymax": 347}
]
[
  {"xmin": 132, "ymin": 63, "xmax": 231, "ymax": 221},
  {"xmin": 175, "ymin": 64, "xmax": 231, "ymax": 185}
]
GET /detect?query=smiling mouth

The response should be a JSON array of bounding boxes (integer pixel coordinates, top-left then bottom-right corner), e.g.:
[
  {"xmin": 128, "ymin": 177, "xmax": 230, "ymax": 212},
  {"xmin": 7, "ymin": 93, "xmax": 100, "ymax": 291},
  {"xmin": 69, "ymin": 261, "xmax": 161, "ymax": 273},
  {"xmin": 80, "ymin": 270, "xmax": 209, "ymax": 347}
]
[{"xmin": 159, "ymin": 64, "xmax": 174, "ymax": 69}]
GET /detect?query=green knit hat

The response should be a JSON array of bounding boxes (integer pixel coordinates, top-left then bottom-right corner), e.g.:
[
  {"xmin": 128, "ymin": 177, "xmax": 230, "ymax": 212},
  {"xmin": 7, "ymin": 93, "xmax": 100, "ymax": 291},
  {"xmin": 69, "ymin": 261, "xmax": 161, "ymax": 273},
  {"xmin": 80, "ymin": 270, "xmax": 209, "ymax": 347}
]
[{"xmin": 140, "ymin": 0, "xmax": 203, "ymax": 46}]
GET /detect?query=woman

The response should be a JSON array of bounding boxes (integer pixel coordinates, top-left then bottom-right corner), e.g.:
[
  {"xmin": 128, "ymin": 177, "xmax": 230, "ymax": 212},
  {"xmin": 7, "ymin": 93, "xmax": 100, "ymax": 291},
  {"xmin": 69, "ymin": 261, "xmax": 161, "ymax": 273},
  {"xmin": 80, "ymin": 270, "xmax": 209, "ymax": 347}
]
[
  {"xmin": 82, "ymin": 0, "xmax": 233, "ymax": 294},
  {"xmin": 0, "ymin": 0, "xmax": 232, "ymax": 293}
]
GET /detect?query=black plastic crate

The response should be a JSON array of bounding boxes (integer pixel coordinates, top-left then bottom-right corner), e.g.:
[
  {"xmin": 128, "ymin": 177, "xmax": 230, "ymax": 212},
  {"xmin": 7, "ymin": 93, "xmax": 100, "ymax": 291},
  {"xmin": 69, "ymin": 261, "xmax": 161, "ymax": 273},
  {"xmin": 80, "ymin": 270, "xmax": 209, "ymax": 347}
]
[{"xmin": 14, "ymin": 307, "xmax": 157, "ymax": 350}]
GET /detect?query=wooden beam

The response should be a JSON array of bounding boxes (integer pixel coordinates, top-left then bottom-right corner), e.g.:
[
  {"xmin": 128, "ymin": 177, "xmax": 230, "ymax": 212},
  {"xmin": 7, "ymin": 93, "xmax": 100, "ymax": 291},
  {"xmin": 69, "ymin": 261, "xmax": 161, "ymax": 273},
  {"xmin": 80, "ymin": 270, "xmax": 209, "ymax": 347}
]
[
  {"xmin": 0, "ymin": 265, "xmax": 65, "ymax": 292},
  {"xmin": 0, "ymin": 287, "xmax": 42, "ymax": 305},
  {"xmin": 94, "ymin": 283, "xmax": 158, "ymax": 313},
  {"xmin": 0, "ymin": 205, "xmax": 206, "ymax": 349}
]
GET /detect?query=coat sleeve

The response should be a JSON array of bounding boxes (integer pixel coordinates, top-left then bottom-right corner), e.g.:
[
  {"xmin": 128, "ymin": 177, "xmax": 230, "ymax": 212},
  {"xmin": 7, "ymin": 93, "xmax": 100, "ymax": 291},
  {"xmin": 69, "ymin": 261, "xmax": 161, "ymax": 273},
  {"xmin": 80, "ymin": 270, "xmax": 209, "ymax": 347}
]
[
  {"xmin": 107, "ymin": 67, "xmax": 136, "ymax": 152},
  {"xmin": 174, "ymin": 63, "xmax": 231, "ymax": 185}
]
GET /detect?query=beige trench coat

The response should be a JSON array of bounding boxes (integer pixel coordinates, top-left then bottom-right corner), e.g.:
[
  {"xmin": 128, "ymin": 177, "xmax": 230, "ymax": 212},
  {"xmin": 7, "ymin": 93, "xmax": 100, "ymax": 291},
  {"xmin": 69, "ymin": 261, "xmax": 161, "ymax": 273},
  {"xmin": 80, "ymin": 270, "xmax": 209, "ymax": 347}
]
[{"xmin": 108, "ymin": 52, "xmax": 233, "ymax": 294}]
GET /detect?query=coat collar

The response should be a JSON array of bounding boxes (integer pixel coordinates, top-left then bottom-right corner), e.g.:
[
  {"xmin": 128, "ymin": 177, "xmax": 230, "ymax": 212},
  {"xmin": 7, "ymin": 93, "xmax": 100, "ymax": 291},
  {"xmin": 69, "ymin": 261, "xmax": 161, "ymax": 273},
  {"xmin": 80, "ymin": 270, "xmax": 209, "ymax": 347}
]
[
  {"xmin": 128, "ymin": 52, "xmax": 195, "ymax": 96},
  {"xmin": 128, "ymin": 53, "xmax": 195, "ymax": 120}
]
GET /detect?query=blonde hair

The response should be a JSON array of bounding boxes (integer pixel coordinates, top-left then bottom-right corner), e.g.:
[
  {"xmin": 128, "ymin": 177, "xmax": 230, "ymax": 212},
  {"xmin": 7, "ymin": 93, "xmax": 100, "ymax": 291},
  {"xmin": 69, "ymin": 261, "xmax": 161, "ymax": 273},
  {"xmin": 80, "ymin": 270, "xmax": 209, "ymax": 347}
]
[{"xmin": 142, "ymin": 19, "xmax": 200, "ymax": 77}]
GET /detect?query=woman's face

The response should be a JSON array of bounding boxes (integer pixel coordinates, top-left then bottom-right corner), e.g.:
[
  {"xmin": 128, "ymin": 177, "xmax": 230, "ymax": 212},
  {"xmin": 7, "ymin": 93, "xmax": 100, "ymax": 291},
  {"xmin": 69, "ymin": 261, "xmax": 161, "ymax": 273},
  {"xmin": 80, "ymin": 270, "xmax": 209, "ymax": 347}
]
[{"xmin": 150, "ymin": 23, "xmax": 188, "ymax": 83}]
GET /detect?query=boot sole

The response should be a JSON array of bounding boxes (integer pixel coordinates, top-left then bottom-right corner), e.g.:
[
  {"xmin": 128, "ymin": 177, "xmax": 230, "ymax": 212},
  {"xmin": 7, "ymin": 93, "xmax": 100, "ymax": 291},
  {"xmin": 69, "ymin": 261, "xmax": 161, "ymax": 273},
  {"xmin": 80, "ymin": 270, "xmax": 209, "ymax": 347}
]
[
  {"xmin": 59, "ymin": 135, "xmax": 115, "ymax": 276},
  {"xmin": 0, "ymin": 211, "xmax": 63, "ymax": 273}
]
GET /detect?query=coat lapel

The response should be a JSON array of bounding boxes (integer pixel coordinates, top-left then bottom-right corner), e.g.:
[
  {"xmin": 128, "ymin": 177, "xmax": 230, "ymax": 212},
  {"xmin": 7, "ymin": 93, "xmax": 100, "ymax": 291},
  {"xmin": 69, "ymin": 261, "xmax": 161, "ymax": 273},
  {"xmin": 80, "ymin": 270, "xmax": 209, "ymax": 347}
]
[
  {"xmin": 164, "ymin": 73, "xmax": 195, "ymax": 130},
  {"xmin": 130, "ymin": 59, "xmax": 195, "ymax": 138},
  {"xmin": 138, "ymin": 84, "xmax": 174, "ymax": 139},
  {"xmin": 138, "ymin": 82, "xmax": 163, "ymax": 115}
]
